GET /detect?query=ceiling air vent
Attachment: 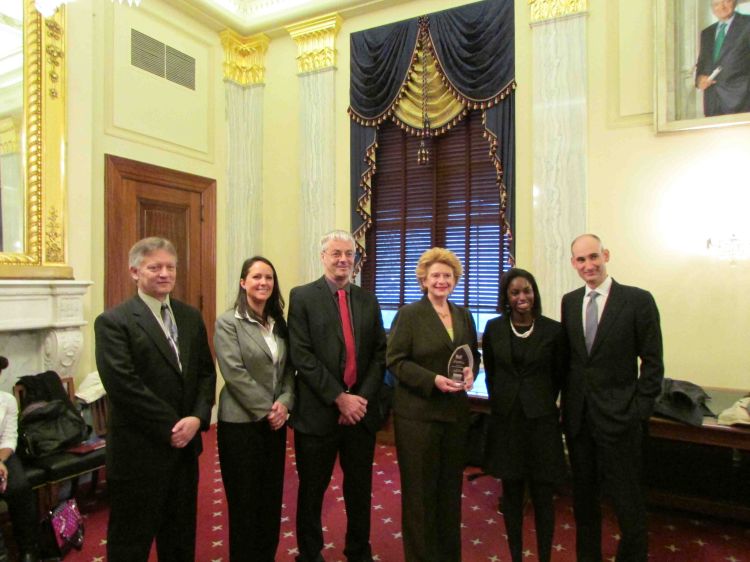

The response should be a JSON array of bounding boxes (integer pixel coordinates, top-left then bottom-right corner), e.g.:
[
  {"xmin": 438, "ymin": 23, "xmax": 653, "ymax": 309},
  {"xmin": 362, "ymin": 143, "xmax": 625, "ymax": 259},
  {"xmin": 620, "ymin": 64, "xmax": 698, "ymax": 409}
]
[{"xmin": 130, "ymin": 29, "xmax": 196, "ymax": 91}]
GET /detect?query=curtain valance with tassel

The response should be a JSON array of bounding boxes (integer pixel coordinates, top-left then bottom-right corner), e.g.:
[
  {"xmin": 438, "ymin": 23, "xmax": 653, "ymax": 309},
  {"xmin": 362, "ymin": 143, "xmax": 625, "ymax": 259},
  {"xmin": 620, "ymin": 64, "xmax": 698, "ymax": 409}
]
[{"xmin": 349, "ymin": 0, "xmax": 515, "ymax": 270}]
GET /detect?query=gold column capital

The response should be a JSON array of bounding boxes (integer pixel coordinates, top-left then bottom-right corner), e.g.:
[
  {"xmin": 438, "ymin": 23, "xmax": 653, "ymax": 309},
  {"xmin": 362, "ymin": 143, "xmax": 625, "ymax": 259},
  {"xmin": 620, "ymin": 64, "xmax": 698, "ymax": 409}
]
[
  {"xmin": 286, "ymin": 13, "xmax": 342, "ymax": 74},
  {"xmin": 220, "ymin": 29, "xmax": 270, "ymax": 86},
  {"xmin": 529, "ymin": 0, "xmax": 587, "ymax": 23}
]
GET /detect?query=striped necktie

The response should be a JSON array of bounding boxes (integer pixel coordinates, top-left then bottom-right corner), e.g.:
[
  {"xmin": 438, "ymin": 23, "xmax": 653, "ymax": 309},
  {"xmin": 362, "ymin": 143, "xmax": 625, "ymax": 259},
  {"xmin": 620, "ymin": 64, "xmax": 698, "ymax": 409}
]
[{"xmin": 161, "ymin": 303, "xmax": 181, "ymax": 368}]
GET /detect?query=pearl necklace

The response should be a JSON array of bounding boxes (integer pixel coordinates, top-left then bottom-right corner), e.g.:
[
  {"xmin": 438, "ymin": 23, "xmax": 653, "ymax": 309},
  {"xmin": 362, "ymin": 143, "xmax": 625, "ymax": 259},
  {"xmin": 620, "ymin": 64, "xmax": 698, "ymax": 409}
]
[{"xmin": 510, "ymin": 320, "xmax": 535, "ymax": 339}]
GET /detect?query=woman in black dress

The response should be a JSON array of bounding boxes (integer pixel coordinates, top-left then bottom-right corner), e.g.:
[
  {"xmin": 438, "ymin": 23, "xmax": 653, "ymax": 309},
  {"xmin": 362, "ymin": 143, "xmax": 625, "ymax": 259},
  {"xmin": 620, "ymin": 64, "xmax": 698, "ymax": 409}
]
[{"xmin": 483, "ymin": 268, "xmax": 566, "ymax": 562}]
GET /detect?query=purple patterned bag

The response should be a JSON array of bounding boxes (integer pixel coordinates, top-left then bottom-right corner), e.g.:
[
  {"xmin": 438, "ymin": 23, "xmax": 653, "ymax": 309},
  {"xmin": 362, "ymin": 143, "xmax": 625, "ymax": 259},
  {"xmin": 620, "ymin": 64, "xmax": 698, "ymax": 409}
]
[{"xmin": 46, "ymin": 499, "xmax": 84, "ymax": 557}]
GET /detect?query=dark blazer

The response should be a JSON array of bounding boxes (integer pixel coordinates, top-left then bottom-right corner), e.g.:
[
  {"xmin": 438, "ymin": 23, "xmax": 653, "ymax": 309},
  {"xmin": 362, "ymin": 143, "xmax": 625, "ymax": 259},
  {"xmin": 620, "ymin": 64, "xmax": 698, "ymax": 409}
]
[
  {"xmin": 288, "ymin": 276, "xmax": 387, "ymax": 436},
  {"xmin": 560, "ymin": 279, "xmax": 664, "ymax": 440},
  {"xmin": 386, "ymin": 296, "xmax": 480, "ymax": 422},
  {"xmin": 214, "ymin": 309, "xmax": 294, "ymax": 423},
  {"xmin": 483, "ymin": 315, "xmax": 566, "ymax": 420},
  {"xmin": 94, "ymin": 296, "xmax": 216, "ymax": 480},
  {"xmin": 696, "ymin": 12, "xmax": 750, "ymax": 116}
]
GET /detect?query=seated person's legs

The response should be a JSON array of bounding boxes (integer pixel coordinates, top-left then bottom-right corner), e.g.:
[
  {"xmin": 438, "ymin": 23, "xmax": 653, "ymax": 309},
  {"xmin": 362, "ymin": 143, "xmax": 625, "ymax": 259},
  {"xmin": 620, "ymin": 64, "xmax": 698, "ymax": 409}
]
[{"xmin": 2, "ymin": 455, "xmax": 40, "ymax": 561}]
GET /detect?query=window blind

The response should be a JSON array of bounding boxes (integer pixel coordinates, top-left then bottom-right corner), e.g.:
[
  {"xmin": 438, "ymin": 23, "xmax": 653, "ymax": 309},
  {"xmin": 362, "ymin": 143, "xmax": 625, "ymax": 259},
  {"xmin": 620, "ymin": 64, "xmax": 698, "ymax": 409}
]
[{"xmin": 362, "ymin": 111, "xmax": 511, "ymax": 331}]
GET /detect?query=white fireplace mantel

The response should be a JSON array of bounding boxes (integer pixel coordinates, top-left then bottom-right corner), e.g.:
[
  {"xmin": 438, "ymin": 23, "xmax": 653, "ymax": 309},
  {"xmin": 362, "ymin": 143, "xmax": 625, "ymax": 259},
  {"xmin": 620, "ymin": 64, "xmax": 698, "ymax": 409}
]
[{"xmin": 0, "ymin": 280, "xmax": 92, "ymax": 391}]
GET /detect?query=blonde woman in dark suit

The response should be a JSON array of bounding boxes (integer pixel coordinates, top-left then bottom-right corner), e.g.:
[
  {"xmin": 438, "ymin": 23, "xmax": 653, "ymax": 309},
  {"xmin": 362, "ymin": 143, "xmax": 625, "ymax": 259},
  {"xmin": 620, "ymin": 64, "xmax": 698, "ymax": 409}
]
[
  {"xmin": 214, "ymin": 256, "xmax": 294, "ymax": 562},
  {"xmin": 386, "ymin": 247, "xmax": 480, "ymax": 562},
  {"xmin": 483, "ymin": 268, "xmax": 566, "ymax": 562}
]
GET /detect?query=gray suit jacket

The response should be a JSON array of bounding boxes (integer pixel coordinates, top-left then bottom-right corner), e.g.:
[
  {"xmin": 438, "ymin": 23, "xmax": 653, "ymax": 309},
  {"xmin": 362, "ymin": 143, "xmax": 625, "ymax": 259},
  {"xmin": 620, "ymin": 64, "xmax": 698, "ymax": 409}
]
[{"xmin": 214, "ymin": 309, "xmax": 294, "ymax": 423}]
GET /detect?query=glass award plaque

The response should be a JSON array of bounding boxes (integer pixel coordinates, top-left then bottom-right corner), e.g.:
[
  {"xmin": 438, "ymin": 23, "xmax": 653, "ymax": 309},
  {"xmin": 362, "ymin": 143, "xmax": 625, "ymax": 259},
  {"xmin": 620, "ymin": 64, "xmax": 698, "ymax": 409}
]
[{"xmin": 447, "ymin": 344, "xmax": 473, "ymax": 384}]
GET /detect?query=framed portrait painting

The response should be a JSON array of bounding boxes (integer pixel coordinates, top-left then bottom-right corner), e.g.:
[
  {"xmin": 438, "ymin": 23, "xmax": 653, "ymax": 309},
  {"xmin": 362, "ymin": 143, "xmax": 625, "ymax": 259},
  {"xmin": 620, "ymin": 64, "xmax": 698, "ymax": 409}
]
[{"xmin": 655, "ymin": 0, "xmax": 750, "ymax": 132}]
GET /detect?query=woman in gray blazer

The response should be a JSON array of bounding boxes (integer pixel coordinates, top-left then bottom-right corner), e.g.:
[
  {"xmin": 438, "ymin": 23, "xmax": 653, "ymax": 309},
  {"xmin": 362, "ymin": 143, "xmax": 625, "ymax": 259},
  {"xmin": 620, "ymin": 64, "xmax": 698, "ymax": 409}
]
[
  {"xmin": 386, "ymin": 248, "xmax": 480, "ymax": 562},
  {"xmin": 214, "ymin": 256, "xmax": 294, "ymax": 562}
]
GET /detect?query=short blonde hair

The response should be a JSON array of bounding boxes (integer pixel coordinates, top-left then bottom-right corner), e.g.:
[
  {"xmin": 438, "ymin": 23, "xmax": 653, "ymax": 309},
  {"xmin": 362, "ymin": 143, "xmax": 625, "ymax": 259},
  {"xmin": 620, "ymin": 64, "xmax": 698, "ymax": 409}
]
[
  {"xmin": 128, "ymin": 237, "xmax": 177, "ymax": 269},
  {"xmin": 319, "ymin": 230, "xmax": 355, "ymax": 254},
  {"xmin": 415, "ymin": 247, "xmax": 463, "ymax": 291}
]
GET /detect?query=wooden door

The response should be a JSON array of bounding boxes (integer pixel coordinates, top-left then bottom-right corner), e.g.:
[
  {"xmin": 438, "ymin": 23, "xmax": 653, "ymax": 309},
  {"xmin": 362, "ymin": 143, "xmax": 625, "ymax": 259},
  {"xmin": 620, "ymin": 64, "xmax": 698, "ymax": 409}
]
[{"xmin": 104, "ymin": 155, "xmax": 216, "ymax": 342}]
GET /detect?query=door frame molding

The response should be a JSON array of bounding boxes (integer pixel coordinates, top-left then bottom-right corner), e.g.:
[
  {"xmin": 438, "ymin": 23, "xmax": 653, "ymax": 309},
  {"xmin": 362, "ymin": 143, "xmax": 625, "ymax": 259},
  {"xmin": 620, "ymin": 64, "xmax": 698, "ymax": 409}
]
[{"xmin": 104, "ymin": 155, "xmax": 216, "ymax": 333}]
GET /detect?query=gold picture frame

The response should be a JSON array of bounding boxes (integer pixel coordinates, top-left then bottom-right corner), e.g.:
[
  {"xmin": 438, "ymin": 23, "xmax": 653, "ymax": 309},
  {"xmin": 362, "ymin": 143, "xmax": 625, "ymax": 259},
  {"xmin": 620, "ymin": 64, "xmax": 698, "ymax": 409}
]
[
  {"xmin": 655, "ymin": 0, "xmax": 750, "ymax": 132},
  {"xmin": 0, "ymin": 0, "xmax": 70, "ymax": 278}
]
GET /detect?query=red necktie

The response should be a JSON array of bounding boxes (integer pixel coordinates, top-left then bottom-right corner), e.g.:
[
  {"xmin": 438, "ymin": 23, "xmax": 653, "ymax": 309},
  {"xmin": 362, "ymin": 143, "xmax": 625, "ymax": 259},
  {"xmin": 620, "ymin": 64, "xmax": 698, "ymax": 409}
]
[{"xmin": 337, "ymin": 289, "xmax": 357, "ymax": 389}]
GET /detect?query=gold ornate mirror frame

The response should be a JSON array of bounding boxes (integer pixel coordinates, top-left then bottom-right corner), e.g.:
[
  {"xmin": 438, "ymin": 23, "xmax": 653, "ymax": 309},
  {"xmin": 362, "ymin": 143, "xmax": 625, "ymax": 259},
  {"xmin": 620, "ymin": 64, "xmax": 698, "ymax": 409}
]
[{"xmin": 0, "ymin": 0, "xmax": 70, "ymax": 278}]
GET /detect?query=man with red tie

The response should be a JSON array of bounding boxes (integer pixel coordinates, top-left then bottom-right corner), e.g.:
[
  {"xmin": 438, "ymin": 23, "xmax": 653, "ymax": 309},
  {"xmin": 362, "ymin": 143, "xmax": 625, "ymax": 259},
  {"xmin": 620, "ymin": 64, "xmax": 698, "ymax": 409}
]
[{"xmin": 288, "ymin": 230, "xmax": 387, "ymax": 562}]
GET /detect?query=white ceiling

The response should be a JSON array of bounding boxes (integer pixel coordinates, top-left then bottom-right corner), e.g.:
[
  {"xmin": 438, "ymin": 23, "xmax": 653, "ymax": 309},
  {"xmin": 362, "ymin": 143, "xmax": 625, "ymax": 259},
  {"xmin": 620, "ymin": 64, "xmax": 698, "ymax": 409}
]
[{"xmin": 165, "ymin": 0, "xmax": 392, "ymax": 35}]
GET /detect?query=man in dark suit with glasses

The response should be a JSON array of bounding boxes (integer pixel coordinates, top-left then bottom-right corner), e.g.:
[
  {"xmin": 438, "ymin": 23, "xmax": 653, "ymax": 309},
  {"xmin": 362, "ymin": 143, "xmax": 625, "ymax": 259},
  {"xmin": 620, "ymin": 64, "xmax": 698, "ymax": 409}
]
[{"xmin": 288, "ymin": 230, "xmax": 386, "ymax": 562}]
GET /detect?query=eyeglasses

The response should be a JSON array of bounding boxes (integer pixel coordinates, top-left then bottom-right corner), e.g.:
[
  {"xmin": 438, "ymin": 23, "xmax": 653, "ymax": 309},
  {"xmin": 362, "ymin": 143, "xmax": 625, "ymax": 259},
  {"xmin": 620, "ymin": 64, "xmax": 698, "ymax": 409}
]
[{"xmin": 325, "ymin": 250, "xmax": 355, "ymax": 259}]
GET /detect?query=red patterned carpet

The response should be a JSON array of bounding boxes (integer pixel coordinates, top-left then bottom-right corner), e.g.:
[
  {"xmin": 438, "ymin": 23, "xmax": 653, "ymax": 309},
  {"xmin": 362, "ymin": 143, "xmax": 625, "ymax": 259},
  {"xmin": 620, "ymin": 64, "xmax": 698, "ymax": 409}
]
[{"xmin": 65, "ymin": 425, "xmax": 750, "ymax": 562}]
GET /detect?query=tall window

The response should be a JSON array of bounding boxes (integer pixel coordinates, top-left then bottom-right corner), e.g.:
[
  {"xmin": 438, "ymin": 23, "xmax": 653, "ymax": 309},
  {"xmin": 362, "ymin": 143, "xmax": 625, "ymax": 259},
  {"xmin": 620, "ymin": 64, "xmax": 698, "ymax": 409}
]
[{"xmin": 361, "ymin": 111, "xmax": 512, "ymax": 333}]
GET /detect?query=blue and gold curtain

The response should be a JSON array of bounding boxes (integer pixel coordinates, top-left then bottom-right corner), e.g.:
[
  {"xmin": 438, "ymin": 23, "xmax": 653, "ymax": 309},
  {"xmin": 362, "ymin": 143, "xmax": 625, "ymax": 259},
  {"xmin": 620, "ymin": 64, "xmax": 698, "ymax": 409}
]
[{"xmin": 349, "ymin": 0, "xmax": 516, "ymax": 270}]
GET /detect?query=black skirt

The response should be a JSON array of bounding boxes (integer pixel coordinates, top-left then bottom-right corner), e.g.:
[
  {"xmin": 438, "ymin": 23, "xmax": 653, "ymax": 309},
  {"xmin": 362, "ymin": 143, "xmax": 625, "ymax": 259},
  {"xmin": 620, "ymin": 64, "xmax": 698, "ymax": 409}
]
[{"xmin": 484, "ymin": 401, "xmax": 566, "ymax": 484}]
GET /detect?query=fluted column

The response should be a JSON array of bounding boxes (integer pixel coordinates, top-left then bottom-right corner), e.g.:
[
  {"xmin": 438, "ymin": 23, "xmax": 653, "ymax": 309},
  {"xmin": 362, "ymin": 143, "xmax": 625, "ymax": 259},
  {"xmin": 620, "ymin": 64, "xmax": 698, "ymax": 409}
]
[
  {"xmin": 286, "ymin": 14, "xmax": 342, "ymax": 282},
  {"xmin": 529, "ymin": 0, "xmax": 588, "ymax": 318},
  {"xmin": 220, "ymin": 30, "xmax": 269, "ymax": 301}
]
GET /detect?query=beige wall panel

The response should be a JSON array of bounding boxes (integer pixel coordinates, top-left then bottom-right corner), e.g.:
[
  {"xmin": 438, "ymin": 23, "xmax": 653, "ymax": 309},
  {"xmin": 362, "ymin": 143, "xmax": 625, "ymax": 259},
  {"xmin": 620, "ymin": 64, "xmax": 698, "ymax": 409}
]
[
  {"xmin": 616, "ymin": 0, "xmax": 652, "ymax": 118},
  {"xmin": 67, "ymin": 0, "xmax": 97, "ymax": 378},
  {"xmin": 108, "ymin": 3, "xmax": 215, "ymax": 159}
]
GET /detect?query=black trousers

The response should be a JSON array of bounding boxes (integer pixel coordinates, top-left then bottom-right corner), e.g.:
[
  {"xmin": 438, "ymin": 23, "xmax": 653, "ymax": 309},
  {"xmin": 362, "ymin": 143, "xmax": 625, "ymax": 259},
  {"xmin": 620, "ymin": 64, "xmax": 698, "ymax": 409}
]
[
  {"xmin": 567, "ymin": 419, "xmax": 647, "ymax": 562},
  {"xmin": 1, "ymin": 454, "xmax": 38, "ymax": 552},
  {"xmin": 294, "ymin": 424, "xmax": 375, "ymax": 562},
  {"xmin": 394, "ymin": 415, "xmax": 469, "ymax": 562},
  {"xmin": 501, "ymin": 478, "xmax": 555, "ymax": 562},
  {"xmin": 106, "ymin": 452, "xmax": 199, "ymax": 562},
  {"xmin": 217, "ymin": 419, "xmax": 287, "ymax": 562}
]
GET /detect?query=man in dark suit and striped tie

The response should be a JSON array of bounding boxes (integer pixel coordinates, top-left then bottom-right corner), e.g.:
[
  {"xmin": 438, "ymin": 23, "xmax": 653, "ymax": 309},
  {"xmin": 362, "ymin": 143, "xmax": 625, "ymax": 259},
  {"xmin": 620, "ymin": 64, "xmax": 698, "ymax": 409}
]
[
  {"xmin": 288, "ymin": 230, "xmax": 387, "ymax": 562},
  {"xmin": 561, "ymin": 234, "xmax": 664, "ymax": 562},
  {"xmin": 95, "ymin": 237, "xmax": 216, "ymax": 562}
]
